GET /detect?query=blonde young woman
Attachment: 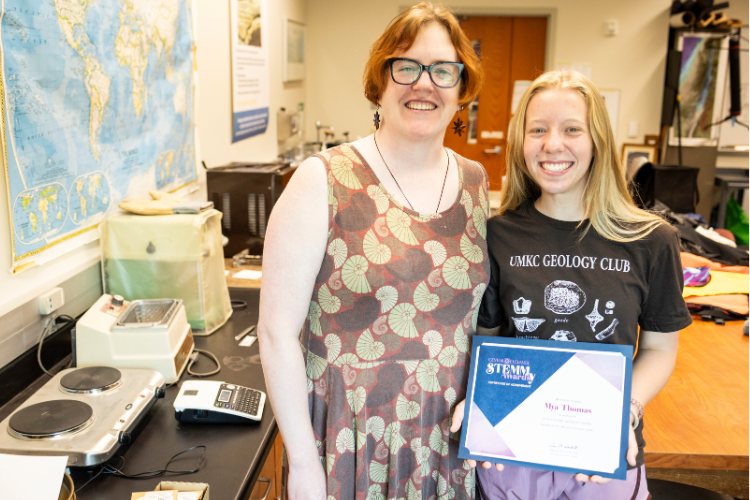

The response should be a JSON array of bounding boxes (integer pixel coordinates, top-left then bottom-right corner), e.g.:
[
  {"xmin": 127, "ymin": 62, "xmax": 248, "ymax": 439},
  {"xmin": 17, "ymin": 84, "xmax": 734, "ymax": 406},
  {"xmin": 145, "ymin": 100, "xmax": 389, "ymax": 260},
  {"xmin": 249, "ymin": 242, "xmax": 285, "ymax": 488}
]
[
  {"xmin": 259, "ymin": 4, "xmax": 490, "ymax": 499},
  {"xmin": 450, "ymin": 71, "xmax": 692, "ymax": 499}
]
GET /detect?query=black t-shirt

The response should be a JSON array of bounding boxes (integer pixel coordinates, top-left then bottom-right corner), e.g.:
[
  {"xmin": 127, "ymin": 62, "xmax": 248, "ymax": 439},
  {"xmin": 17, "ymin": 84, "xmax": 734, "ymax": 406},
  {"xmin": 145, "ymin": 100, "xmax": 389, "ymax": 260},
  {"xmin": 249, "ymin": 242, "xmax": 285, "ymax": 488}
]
[{"xmin": 478, "ymin": 199, "xmax": 693, "ymax": 466}]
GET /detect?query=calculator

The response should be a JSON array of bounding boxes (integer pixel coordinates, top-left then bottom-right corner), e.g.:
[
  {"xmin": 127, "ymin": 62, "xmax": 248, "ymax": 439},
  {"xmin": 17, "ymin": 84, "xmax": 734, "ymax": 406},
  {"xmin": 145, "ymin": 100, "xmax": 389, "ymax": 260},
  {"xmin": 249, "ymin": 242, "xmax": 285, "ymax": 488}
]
[{"xmin": 173, "ymin": 380, "xmax": 266, "ymax": 423}]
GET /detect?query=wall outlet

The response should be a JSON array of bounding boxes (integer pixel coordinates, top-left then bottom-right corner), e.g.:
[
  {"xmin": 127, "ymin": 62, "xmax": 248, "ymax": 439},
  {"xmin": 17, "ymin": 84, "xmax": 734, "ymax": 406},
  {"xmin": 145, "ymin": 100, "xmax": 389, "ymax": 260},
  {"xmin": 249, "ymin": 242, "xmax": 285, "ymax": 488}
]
[
  {"xmin": 38, "ymin": 287, "xmax": 65, "ymax": 315},
  {"xmin": 628, "ymin": 120, "xmax": 639, "ymax": 138},
  {"xmin": 603, "ymin": 20, "xmax": 619, "ymax": 36}
]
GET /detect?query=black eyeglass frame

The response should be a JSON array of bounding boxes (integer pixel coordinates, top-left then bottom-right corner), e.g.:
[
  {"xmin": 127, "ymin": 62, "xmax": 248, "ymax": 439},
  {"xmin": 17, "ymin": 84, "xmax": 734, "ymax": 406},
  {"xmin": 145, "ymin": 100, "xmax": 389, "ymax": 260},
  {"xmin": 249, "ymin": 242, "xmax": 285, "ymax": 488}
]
[{"xmin": 387, "ymin": 57, "xmax": 466, "ymax": 89}]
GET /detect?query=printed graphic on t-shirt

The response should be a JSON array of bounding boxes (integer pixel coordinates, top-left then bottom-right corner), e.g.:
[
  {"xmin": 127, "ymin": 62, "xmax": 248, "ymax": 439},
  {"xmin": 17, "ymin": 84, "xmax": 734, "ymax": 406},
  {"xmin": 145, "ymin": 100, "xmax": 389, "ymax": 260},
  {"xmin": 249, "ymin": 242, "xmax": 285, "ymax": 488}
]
[
  {"xmin": 585, "ymin": 299, "xmax": 604, "ymax": 330},
  {"xmin": 508, "ymin": 254, "xmax": 629, "ymax": 343},
  {"xmin": 544, "ymin": 280, "xmax": 586, "ymax": 314}
]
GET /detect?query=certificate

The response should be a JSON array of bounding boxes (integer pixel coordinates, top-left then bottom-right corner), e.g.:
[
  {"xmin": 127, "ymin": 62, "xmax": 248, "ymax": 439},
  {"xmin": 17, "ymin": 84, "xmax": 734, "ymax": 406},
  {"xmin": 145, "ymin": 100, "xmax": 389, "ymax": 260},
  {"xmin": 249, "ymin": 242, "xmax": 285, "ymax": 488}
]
[{"xmin": 459, "ymin": 337, "xmax": 633, "ymax": 479}]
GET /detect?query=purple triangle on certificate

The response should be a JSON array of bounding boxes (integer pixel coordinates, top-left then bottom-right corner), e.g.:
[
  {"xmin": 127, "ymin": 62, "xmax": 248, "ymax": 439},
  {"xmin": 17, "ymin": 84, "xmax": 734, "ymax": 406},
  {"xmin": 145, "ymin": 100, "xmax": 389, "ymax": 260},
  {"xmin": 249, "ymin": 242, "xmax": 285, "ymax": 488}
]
[{"xmin": 466, "ymin": 402, "xmax": 516, "ymax": 457}]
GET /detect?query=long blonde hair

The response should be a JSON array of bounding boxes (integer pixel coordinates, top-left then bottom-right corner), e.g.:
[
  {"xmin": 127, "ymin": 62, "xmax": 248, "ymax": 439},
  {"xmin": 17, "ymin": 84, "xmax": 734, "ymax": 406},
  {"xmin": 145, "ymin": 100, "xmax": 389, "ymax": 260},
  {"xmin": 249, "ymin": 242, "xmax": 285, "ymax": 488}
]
[{"xmin": 501, "ymin": 71, "xmax": 664, "ymax": 242}]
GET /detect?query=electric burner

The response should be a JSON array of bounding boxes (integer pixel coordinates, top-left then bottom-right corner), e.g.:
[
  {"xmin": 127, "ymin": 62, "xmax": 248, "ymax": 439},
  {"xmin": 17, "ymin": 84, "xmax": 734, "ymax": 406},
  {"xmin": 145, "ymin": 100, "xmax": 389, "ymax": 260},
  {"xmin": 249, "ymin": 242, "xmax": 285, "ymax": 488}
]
[
  {"xmin": 9, "ymin": 400, "xmax": 94, "ymax": 439},
  {"xmin": 61, "ymin": 366, "xmax": 122, "ymax": 394},
  {"xmin": 0, "ymin": 367, "xmax": 165, "ymax": 466}
]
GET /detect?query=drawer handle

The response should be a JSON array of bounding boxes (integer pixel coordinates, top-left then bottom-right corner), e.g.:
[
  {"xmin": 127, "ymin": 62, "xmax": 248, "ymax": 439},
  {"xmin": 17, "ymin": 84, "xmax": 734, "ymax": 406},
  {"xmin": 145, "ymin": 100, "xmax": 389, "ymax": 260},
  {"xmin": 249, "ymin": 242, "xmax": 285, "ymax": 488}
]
[{"xmin": 256, "ymin": 477, "xmax": 273, "ymax": 500}]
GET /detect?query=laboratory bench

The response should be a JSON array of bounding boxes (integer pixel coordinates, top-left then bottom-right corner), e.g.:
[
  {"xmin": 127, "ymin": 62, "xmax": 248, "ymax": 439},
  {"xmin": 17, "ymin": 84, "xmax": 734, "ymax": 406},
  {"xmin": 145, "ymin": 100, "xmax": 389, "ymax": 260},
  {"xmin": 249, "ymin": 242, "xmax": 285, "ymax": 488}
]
[
  {"xmin": 0, "ymin": 287, "xmax": 280, "ymax": 500},
  {"xmin": 72, "ymin": 287, "xmax": 279, "ymax": 499}
]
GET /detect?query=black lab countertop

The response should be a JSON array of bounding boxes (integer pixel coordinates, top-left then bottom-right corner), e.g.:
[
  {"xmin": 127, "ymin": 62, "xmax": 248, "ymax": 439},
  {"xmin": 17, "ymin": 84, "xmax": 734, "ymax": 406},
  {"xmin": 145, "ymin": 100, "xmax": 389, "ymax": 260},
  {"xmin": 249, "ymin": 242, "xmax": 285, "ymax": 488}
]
[{"xmin": 66, "ymin": 287, "xmax": 275, "ymax": 500}]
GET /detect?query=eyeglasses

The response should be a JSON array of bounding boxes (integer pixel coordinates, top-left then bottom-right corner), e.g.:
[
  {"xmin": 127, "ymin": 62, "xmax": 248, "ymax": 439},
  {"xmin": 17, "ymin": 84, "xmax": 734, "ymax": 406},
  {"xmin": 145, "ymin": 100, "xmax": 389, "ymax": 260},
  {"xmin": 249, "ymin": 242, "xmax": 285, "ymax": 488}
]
[{"xmin": 387, "ymin": 57, "xmax": 465, "ymax": 88}]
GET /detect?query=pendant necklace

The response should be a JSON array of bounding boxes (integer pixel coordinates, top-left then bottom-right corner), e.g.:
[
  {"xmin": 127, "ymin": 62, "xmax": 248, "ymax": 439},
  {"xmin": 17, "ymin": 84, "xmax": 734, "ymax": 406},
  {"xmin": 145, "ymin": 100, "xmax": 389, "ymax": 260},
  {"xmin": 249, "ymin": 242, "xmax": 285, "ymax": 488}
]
[{"xmin": 373, "ymin": 132, "xmax": 450, "ymax": 213}]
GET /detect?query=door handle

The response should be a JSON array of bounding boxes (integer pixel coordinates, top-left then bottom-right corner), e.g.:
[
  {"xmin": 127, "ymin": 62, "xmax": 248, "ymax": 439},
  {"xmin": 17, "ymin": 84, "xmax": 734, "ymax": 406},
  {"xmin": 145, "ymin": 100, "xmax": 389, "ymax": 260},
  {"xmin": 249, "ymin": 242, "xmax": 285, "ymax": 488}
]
[
  {"xmin": 483, "ymin": 146, "xmax": 502, "ymax": 155},
  {"xmin": 256, "ymin": 477, "xmax": 273, "ymax": 500}
]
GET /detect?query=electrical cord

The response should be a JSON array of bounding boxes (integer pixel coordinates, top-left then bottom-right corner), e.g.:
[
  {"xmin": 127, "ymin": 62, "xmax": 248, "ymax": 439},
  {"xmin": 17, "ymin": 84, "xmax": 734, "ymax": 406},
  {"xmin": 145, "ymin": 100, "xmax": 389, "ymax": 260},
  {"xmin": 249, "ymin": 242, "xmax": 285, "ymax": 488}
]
[
  {"xmin": 105, "ymin": 445, "xmax": 207, "ymax": 478},
  {"xmin": 186, "ymin": 348, "xmax": 221, "ymax": 377},
  {"xmin": 73, "ymin": 464, "xmax": 105, "ymax": 493},
  {"xmin": 703, "ymin": 115, "xmax": 749, "ymax": 130},
  {"xmin": 37, "ymin": 314, "xmax": 75, "ymax": 376},
  {"xmin": 74, "ymin": 445, "xmax": 207, "ymax": 493}
]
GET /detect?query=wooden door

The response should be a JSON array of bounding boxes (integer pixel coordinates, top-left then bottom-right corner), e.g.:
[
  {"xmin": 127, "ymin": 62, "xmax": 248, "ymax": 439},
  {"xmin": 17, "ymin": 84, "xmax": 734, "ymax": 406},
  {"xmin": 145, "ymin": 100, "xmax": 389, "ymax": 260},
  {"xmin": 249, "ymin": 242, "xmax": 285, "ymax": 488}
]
[{"xmin": 444, "ymin": 16, "xmax": 547, "ymax": 191}]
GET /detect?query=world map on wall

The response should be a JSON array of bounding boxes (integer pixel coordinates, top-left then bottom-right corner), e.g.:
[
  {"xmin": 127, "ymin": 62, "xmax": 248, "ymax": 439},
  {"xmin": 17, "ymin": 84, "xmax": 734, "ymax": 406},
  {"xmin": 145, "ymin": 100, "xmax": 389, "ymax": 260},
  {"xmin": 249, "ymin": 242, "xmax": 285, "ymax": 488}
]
[{"xmin": 2, "ymin": 0, "xmax": 197, "ymax": 265}]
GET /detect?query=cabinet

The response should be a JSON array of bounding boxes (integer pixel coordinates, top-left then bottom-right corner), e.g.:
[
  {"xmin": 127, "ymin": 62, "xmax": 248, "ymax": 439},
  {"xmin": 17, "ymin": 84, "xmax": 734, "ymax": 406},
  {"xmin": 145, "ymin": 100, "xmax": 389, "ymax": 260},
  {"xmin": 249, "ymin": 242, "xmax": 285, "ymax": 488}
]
[{"xmin": 249, "ymin": 432, "xmax": 284, "ymax": 500}]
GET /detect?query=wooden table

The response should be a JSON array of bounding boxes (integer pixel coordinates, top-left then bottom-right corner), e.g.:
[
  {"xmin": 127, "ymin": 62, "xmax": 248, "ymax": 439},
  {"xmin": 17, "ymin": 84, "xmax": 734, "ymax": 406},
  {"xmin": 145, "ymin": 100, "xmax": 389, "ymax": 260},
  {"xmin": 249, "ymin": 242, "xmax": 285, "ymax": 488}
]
[
  {"xmin": 224, "ymin": 261, "xmax": 749, "ymax": 496},
  {"xmin": 644, "ymin": 318, "xmax": 749, "ymax": 498}
]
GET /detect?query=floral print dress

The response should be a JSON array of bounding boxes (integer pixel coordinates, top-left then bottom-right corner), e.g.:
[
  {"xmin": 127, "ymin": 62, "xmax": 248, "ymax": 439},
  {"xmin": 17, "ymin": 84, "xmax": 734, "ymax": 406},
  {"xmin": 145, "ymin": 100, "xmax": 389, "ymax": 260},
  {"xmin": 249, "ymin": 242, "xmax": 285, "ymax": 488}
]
[{"xmin": 288, "ymin": 144, "xmax": 489, "ymax": 500}]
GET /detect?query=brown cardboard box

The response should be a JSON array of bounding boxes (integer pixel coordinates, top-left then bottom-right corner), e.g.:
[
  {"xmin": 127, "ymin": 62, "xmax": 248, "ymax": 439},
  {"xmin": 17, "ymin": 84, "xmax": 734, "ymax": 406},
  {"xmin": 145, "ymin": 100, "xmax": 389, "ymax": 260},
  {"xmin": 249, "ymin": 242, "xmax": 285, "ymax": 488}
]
[
  {"xmin": 130, "ymin": 481, "xmax": 209, "ymax": 500},
  {"xmin": 131, "ymin": 490, "xmax": 178, "ymax": 500}
]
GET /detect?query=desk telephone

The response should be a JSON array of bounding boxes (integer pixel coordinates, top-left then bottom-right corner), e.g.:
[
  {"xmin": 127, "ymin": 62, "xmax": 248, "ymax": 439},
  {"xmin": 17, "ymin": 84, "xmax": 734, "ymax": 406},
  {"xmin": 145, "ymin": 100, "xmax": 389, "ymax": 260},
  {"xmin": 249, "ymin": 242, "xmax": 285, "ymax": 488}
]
[{"xmin": 174, "ymin": 381, "xmax": 266, "ymax": 423}]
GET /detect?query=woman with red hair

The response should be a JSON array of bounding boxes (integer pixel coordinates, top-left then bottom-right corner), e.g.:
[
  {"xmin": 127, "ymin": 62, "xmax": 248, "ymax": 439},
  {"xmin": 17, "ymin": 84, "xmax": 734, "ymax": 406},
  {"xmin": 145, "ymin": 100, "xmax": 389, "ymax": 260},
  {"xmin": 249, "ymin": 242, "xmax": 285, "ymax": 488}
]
[{"xmin": 259, "ymin": 3, "xmax": 487, "ymax": 499}]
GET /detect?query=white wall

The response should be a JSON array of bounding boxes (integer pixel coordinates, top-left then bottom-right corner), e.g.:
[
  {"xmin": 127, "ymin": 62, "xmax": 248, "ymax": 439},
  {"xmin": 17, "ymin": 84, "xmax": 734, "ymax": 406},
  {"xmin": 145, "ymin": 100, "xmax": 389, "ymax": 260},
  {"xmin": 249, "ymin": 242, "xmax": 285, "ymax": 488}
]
[
  {"xmin": 0, "ymin": 0, "xmax": 306, "ymax": 368},
  {"xmin": 304, "ymin": 0, "xmax": 673, "ymax": 151}
]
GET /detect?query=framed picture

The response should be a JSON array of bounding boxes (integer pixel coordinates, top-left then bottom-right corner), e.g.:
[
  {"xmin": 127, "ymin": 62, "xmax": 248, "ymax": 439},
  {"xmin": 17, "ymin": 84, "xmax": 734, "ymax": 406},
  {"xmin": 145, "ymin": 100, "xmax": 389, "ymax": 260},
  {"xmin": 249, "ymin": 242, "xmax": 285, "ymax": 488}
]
[
  {"xmin": 283, "ymin": 18, "xmax": 306, "ymax": 82},
  {"xmin": 668, "ymin": 32, "xmax": 729, "ymax": 147},
  {"xmin": 621, "ymin": 143, "xmax": 657, "ymax": 179}
]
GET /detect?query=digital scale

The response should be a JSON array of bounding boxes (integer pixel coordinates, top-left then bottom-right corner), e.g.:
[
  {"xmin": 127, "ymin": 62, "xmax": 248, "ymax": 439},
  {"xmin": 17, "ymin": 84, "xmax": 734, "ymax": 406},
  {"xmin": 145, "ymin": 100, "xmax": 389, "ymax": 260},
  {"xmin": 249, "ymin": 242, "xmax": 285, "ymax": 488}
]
[{"xmin": 174, "ymin": 381, "xmax": 266, "ymax": 423}]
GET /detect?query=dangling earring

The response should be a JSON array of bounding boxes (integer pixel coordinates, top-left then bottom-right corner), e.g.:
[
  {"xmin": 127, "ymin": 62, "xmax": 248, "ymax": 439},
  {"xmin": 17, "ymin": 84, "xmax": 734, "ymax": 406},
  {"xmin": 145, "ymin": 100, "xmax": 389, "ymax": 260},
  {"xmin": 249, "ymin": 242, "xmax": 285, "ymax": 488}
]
[
  {"xmin": 452, "ymin": 106, "xmax": 466, "ymax": 136},
  {"xmin": 373, "ymin": 104, "xmax": 381, "ymax": 130}
]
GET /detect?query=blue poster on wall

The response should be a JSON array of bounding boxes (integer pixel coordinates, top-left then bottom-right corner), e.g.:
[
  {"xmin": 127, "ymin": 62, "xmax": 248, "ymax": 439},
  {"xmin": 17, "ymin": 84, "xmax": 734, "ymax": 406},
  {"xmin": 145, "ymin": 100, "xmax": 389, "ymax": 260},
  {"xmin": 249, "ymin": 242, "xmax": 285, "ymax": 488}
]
[{"xmin": 229, "ymin": 0, "xmax": 269, "ymax": 143}]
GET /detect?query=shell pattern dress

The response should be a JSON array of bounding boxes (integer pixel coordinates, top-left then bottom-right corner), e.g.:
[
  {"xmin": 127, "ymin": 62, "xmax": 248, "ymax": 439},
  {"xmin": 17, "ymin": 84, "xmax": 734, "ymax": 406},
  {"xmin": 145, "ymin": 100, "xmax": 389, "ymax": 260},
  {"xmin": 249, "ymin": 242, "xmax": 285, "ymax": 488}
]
[{"xmin": 292, "ymin": 144, "xmax": 490, "ymax": 500}]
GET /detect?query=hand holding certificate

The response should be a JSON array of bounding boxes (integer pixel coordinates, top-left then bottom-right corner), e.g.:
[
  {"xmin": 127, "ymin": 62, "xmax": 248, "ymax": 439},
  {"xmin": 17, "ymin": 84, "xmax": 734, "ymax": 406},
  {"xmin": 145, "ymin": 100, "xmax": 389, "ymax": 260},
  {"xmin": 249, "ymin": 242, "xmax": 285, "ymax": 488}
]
[{"xmin": 458, "ymin": 337, "xmax": 633, "ymax": 480}]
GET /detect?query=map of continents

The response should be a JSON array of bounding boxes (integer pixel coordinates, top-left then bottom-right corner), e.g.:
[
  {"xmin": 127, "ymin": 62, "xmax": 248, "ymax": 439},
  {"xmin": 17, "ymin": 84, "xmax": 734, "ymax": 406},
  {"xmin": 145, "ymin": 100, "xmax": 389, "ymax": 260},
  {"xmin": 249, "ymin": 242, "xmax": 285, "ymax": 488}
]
[{"xmin": 2, "ymin": 0, "xmax": 196, "ymax": 264}]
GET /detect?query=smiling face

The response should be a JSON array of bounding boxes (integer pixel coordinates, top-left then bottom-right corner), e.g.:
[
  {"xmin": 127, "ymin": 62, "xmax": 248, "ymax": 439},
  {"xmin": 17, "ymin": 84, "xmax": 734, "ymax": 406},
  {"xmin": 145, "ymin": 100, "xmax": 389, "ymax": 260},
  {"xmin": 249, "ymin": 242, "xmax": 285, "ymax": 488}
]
[
  {"xmin": 523, "ymin": 88, "xmax": 594, "ymax": 206},
  {"xmin": 378, "ymin": 22, "xmax": 461, "ymax": 141}
]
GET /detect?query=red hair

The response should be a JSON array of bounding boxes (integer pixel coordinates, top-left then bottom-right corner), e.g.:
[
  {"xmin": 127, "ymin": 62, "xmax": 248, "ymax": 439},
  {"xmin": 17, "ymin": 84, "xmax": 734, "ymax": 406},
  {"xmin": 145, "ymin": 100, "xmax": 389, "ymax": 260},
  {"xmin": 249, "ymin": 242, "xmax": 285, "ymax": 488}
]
[{"xmin": 363, "ymin": 3, "xmax": 483, "ymax": 107}]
